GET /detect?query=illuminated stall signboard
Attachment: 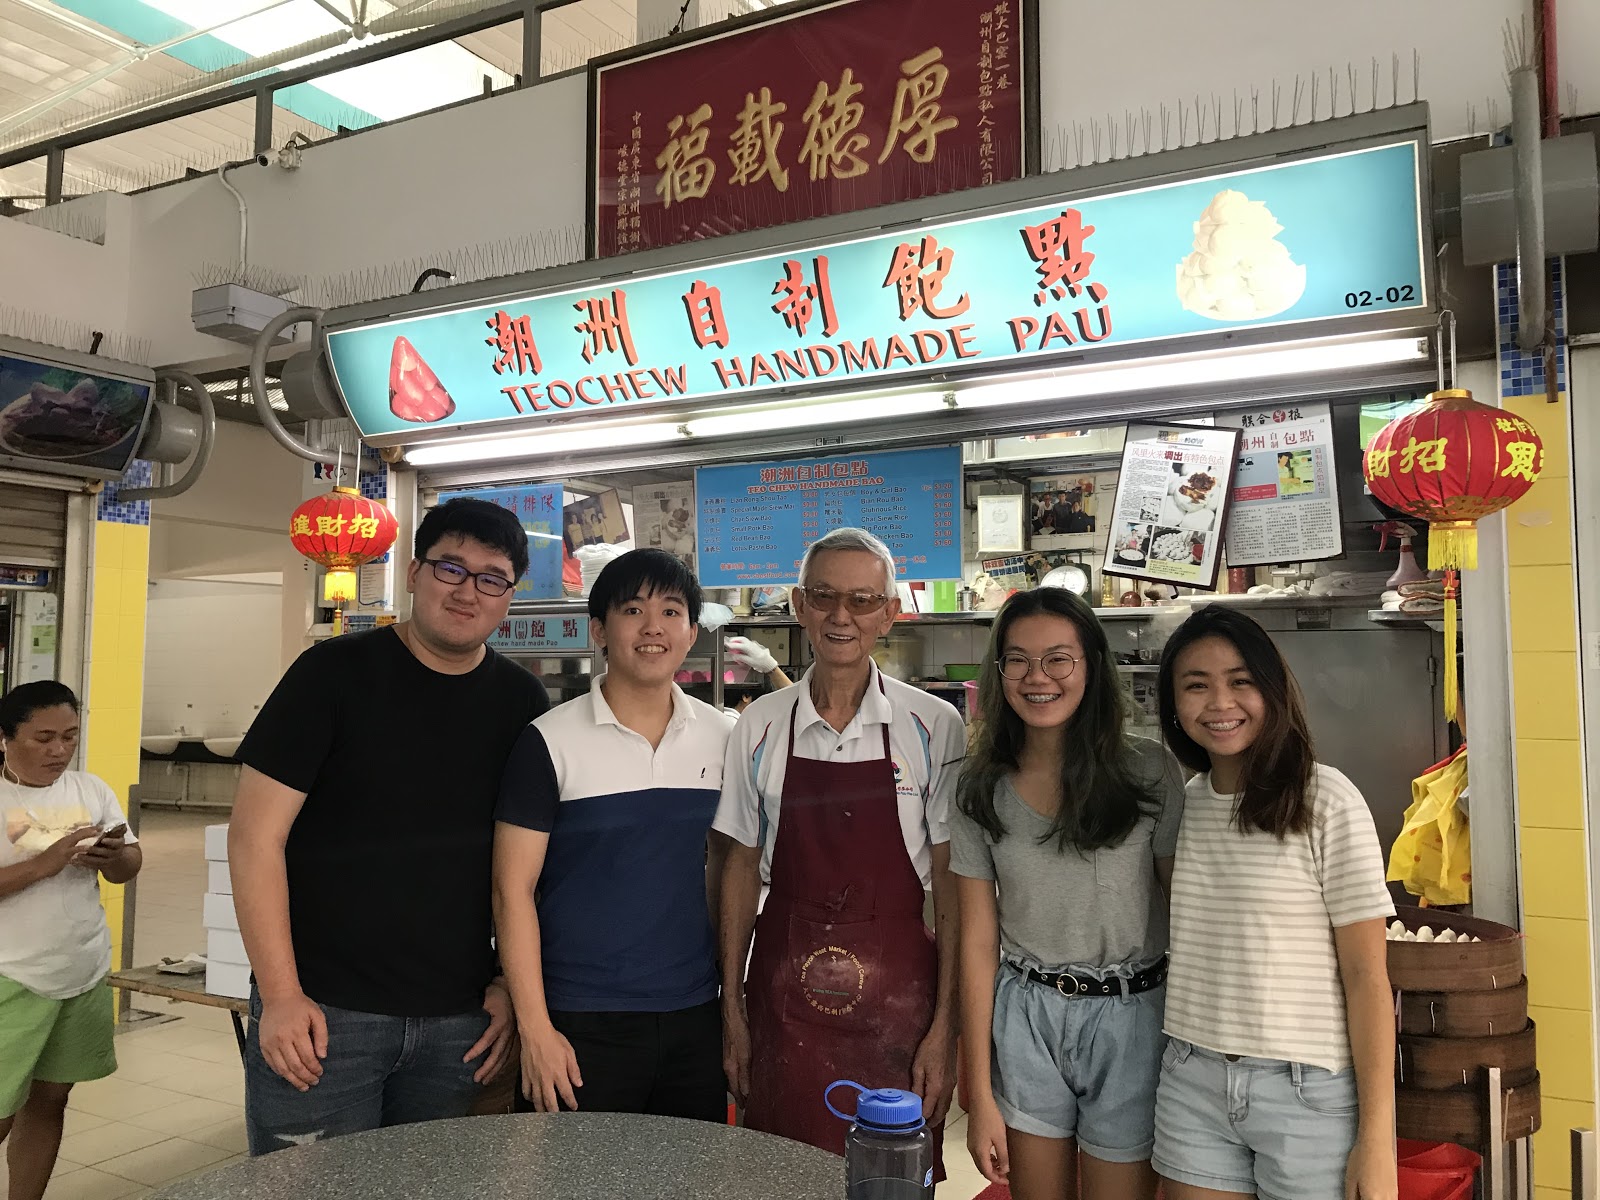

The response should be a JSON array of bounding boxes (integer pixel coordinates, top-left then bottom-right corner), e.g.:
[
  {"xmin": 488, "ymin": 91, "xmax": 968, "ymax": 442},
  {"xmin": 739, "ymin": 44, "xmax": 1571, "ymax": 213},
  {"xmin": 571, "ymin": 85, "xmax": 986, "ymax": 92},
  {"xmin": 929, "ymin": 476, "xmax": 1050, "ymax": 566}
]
[{"xmin": 326, "ymin": 140, "xmax": 1427, "ymax": 442}]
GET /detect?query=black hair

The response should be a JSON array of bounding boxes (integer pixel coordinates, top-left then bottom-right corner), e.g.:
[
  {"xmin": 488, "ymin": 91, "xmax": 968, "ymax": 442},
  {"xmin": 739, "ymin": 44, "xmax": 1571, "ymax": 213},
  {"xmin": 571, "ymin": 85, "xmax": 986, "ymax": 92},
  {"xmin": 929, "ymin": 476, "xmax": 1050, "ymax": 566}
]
[
  {"xmin": 415, "ymin": 498, "xmax": 530, "ymax": 581},
  {"xmin": 1157, "ymin": 604, "xmax": 1315, "ymax": 838},
  {"xmin": 587, "ymin": 549, "xmax": 702, "ymax": 626},
  {"xmin": 0, "ymin": 681, "xmax": 80, "ymax": 739},
  {"xmin": 956, "ymin": 588, "xmax": 1156, "ymax": 853}
]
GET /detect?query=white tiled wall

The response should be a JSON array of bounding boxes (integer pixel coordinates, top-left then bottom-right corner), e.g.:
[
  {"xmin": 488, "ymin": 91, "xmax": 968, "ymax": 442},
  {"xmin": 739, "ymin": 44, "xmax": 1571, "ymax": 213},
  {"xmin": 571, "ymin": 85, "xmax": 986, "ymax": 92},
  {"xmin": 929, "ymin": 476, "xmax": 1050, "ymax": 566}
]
[{"xmin": 142, "ymin": 579, "xmax": 283, "ymax": 738}]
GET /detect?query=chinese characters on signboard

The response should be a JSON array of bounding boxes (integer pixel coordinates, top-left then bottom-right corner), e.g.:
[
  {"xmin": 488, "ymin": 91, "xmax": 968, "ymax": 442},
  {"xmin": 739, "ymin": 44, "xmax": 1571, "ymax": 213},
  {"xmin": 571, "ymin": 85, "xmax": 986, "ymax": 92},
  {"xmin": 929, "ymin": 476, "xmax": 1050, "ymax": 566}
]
[
  {"xmin": 326, "ymin": 141, "xmax": 1427, "ymax": 442},
  {"xmin": 438, "ymin": 484, "xmax": 564, "ymax": 599},
  {"xmin": 1103, "ymin": 423, "xmax": 1241, "ymax": 590},
  {"xmin": 594, "ymin": 0, "xmax": 1026, "ymax": 257},
  {"xmin": 1218, "ymin": 402, "xmax": 1345, "ymax": 567},
  {"xmin": 488, "ymin": 614, "xmax": 592, "ymax": 655},
  {"xmin": 695, "ymin": 445, "xmax": 962, "ymax": 587}
]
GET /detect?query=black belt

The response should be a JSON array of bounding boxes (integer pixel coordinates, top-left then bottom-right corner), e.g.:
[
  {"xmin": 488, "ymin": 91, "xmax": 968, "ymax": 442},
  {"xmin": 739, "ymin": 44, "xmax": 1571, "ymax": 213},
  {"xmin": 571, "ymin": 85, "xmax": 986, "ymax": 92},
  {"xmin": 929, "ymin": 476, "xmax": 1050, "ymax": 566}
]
[{"xmin": 1008, "ymin": 956, "xmax": 1168, "ymax": 997}]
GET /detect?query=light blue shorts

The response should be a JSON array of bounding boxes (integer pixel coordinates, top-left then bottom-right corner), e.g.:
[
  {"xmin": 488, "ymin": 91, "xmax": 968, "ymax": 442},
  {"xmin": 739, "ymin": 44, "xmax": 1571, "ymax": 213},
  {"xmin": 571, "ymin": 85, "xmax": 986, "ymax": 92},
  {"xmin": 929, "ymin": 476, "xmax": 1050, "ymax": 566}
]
[
  {"xmin": 1152, "ymin": 1037, "xmax": 1359, "ymax": 1200},
  {"xmin": 990, "ymin": 961, "xmax": 1165, "ymax": 1163}
]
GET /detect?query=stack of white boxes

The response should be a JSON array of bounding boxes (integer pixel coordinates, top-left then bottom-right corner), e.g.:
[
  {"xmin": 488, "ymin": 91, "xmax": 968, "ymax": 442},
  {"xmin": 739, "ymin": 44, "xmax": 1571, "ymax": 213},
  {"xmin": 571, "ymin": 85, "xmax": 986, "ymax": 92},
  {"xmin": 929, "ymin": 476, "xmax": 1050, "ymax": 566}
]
[{"xmin": 203, "ymin": 824, "xmax": 251, "ymax": 999}]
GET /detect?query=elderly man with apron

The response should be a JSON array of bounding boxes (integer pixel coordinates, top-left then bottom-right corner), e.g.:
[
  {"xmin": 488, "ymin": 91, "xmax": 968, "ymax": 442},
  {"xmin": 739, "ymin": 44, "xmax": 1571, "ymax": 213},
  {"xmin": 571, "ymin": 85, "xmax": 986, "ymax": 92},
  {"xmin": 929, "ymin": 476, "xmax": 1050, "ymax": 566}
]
[{"xmin": 715, "ymin": 527, "xmax": 965, "ymax": 1168}]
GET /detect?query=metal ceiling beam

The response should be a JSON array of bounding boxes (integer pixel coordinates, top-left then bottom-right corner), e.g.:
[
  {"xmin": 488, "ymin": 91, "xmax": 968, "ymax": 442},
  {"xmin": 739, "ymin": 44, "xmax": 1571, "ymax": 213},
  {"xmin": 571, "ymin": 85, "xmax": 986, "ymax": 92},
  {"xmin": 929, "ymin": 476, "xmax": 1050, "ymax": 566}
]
[
  {"xmin": 0, "ymin": 0, "xmax": 556, "ymax": 167},
  {"xmin": 13, "ymin": 0, "xmax": 137, "ymax": 53},
  {"xmin": 0, "ymin": 0, "xmax": 308, "ymax": 142}
]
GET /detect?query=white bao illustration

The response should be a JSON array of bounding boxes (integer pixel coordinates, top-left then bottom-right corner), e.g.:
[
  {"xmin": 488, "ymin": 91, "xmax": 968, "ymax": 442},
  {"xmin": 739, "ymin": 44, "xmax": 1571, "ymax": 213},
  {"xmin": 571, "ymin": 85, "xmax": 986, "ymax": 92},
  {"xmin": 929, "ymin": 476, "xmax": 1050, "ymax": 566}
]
[{"xmin": 1176, "ymin": 190, "xmax": 1307, "ymax": 321}]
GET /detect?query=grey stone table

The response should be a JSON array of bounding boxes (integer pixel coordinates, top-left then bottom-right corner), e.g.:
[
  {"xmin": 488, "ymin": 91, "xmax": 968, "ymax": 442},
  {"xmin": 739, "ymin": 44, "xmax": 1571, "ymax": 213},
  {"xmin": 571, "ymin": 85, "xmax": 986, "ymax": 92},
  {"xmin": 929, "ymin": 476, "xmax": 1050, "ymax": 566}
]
[{"xmin": 148, "ymin": 1112, "xmax": 846, "ymax": 1200}]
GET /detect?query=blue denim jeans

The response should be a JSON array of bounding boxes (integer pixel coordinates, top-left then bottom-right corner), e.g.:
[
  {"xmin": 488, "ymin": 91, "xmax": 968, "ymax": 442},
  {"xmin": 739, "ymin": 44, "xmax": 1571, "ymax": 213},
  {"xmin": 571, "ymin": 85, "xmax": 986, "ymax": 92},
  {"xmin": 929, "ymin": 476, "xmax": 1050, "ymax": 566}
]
[{"xmin": 244, "ymin": 985, "xmax": 491, "ymax": 1156}]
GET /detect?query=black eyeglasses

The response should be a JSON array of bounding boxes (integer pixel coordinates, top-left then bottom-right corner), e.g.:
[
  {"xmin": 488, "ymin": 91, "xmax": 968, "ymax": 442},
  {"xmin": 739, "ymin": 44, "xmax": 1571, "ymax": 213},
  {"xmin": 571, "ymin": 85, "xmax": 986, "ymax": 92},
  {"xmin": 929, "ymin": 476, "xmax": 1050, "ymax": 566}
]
[
  {"xmin": 797, "ymin": 586, "xmax": 891, "ymax": 615},
  {"xmin": 997, "ymin": 651, "xmax": 1080, "ymax": 681},
  {"xmin": 421, "ymin": 557, "xmax": 515, "ymax": 597}
]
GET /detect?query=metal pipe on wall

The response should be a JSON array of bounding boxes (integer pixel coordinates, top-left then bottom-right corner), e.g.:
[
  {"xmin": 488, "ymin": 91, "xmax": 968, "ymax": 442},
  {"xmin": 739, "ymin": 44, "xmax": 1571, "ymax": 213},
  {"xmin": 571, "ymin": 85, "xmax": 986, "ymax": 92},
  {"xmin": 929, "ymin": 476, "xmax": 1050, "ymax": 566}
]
[
  {"xmin": 1510, "ymin": 66, "xmax": 1546, "ymax": 353},
  {"xmin": 249, "ymin": 308, "xmax": 336, "ymax": 464},
  {"xmin": 119, "ymin": 369, "xmax": 218, "ymax": 502}
]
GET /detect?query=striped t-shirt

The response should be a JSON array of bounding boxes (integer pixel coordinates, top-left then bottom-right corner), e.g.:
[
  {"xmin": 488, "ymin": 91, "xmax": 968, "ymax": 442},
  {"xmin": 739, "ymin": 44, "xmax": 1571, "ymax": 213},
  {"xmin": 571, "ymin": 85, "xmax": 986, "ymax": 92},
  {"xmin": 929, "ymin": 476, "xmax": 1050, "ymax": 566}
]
[{"xmin": 1164, "ymin": 763, "xmax": 1395, "ymax": 1072}]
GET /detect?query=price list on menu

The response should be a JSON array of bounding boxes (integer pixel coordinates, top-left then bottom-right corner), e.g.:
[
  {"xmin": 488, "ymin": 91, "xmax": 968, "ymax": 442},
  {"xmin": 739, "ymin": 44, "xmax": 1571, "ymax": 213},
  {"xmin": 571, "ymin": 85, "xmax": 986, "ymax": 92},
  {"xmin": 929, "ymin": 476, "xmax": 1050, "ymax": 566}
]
[{"xmin": 696, "ymin": 445, "xmax": 963, "ymax": 587}]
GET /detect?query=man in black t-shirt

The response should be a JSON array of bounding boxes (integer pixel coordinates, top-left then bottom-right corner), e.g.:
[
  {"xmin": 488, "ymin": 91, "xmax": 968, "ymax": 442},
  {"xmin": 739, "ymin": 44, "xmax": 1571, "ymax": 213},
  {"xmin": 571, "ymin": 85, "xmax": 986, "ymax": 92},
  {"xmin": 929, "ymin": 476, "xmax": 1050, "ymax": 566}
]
[{"xmin": 231, "ymin": 498, "xmax": 548, "ymax": 1155}]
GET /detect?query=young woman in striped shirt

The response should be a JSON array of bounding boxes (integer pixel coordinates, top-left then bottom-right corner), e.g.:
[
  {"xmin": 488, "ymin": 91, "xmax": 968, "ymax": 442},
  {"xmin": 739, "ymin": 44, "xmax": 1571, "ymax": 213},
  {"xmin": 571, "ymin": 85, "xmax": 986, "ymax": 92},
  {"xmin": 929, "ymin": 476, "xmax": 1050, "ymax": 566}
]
[{"xmin": 1153, "ymin": 605, "xmax": 1396, "ymax": 1200}]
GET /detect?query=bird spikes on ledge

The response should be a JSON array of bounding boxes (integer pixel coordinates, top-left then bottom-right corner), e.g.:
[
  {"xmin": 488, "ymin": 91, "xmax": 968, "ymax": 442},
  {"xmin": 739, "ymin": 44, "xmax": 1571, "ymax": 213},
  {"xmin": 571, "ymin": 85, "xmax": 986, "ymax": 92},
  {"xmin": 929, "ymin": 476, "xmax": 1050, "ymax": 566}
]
[
  {"xmin": 311, "ymin": 225, "xmax": 588, "ymax": 309},
  {"xmin": 1040, "ymin": 51, "xmax": 1423, "ymax": 174},
  {"xmin": 0, "ymin": 306, "xmax": 151, "ymax": 367}
]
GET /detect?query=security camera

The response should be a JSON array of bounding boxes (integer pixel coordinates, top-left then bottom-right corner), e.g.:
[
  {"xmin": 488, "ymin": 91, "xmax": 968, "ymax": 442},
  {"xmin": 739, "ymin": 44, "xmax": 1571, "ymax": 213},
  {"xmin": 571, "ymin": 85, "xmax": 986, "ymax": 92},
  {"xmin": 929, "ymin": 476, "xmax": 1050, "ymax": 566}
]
[{"xmin": 255, "ymin": 153, "xmax": 270, "ymax": 167}]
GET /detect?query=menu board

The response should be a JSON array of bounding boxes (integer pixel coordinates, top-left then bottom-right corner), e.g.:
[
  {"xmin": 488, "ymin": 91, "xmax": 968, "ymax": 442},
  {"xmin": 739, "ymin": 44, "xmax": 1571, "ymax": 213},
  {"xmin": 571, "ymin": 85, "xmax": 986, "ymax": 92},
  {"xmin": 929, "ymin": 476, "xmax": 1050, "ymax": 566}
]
[
  {"xmin": 437, "ymin": 484, "xmax": 564, "ymax": 600},
  {"xmin": 696, "ymin": 445, "xmax": 962, "ymax": 587},
  {"xmin": 1103, "ymin": 422, "xmax": 1240, "ymax": 589},
  {"xmin": 1218, "ymin": 402, "xmax": 1344, "ymax": 567}
]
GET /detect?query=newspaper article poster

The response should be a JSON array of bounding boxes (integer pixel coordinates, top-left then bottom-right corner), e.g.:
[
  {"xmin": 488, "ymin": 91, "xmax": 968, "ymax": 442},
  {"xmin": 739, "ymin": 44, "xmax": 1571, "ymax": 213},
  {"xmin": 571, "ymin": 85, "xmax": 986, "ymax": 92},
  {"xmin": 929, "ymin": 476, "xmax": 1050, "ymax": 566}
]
[
  {"xmin": 635, "ymin": 480, "xmax": 698, "ymax": 572},
  {"xmin": 1104, "ymin": 422, "xmax": 1240, "ymax": 589},
  {"xmin": 1217, "ymin": 402, "xmax": 1344, "ymax": 567}
]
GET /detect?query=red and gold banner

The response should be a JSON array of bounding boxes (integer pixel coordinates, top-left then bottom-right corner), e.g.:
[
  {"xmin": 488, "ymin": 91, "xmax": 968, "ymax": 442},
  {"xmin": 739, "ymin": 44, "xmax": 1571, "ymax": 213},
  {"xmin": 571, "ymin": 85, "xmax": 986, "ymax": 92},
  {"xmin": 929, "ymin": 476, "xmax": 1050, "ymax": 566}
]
[{"xmin": 593, "ymin": 0, "xmax": 1027, "ymax": 258}]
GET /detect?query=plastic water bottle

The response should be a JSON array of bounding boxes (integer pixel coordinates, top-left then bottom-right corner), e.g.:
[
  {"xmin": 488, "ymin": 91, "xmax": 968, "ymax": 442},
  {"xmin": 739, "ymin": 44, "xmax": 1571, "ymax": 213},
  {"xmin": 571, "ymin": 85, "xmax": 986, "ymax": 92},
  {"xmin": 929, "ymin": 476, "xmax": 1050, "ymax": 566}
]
[{"xmin": 824, "ymin": 1080, "xmax": 933, "ymax": 1200}]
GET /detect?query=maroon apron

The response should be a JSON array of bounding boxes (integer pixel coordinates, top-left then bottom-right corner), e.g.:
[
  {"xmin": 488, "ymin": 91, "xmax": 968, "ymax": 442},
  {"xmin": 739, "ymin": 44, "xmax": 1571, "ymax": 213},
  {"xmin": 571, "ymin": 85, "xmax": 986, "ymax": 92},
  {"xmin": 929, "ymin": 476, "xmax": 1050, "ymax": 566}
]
[{"xmin": 744, "ymin": 682, "xmax": 943, "ymax": 1174}]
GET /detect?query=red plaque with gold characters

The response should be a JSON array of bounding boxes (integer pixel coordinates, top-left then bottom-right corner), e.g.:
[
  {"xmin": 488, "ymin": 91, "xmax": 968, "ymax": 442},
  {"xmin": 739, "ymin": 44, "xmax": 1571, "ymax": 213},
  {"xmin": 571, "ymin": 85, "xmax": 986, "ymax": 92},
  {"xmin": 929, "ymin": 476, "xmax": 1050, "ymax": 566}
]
[
  {"xmin": 1363, "ymin": 387, "xmax": 1543, "ymax": 718},
  {"xmin": 593, "ymin": 0, "xmax": 1029, "ymax": 258}
]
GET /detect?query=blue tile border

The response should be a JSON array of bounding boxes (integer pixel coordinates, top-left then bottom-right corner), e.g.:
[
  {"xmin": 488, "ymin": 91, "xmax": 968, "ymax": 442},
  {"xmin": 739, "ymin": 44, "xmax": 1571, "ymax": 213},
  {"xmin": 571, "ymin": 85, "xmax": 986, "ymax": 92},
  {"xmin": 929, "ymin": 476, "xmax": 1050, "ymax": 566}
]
[
  {"xmin": 1494, "ymin": 259, "xmax": 1567, "ymax": 398},
  {"xmin": 96, "ymin": 459, "xmax": 153, "ymax": 525}
]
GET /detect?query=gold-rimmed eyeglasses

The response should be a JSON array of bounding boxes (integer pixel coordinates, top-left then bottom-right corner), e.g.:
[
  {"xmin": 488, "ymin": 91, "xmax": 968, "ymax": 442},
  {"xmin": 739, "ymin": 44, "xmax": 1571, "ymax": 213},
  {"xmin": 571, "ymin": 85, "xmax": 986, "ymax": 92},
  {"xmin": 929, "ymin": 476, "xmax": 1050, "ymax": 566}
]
[{"xmin": 796, "ymin": 586, "xmax": 891, "ymax": 615}]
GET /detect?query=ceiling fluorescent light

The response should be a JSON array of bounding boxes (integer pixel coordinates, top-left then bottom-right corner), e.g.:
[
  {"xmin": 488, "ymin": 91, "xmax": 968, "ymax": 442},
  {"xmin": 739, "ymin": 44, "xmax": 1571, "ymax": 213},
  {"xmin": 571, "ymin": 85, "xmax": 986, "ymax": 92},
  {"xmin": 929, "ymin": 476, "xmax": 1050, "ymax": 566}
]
[
  {"xmin": 957, "ymin": 337, "xmax": 1429, "ymax": 410},
  {"xmin": 405, "ymin": 420, "xmax": 680, "ymax": 466},
  {"xmin": 684, "ymin": 392, "xmax": 946, "ymax": 439}
]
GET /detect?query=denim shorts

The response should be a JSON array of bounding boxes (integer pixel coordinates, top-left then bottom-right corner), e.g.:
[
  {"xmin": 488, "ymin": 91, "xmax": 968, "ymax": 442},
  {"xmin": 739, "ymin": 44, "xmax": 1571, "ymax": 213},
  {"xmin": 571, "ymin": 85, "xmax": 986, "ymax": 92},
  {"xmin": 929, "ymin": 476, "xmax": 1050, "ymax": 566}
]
[
  {"xmin": 1152, "ymin": 1038, "xmax": 1359, "ymax": 1200},
  {"xmin": 245, "ymin": 985, "xmax": 491, "ymax": 1155},
  {"xmin": 990, "ymin": 961, "xmax": 1165, "ymax": 1163}
]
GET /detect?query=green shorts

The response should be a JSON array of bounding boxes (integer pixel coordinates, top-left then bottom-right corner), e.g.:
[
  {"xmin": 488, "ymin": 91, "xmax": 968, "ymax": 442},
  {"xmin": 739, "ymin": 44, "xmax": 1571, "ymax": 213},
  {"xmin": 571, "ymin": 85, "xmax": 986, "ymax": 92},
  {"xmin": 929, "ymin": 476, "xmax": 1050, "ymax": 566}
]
[{"xmin": 0, "ymin": 975, "xmax": 117, "ymax": 1118}]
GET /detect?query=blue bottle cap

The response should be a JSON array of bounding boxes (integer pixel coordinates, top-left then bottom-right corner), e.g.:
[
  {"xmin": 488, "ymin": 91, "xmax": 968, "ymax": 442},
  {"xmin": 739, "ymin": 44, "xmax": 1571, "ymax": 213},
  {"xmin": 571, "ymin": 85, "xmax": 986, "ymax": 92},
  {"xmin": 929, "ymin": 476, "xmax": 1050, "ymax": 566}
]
[
  {"xmin": 824, "ymin": 1081, "xmax": 926, "ymax": 1132},
  {"xmin": 856, "ymin": 1088, "xmax": 925, "ymax": 1132}
]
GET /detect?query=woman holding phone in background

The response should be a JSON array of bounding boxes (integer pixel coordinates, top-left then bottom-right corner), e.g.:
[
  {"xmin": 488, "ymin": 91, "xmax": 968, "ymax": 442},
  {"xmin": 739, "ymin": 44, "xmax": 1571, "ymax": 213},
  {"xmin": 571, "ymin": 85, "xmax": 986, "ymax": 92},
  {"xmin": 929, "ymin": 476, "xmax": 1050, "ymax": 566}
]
[{"xmin": 0, "ymin": 681, "xmax": 142, "ymax": 1200}]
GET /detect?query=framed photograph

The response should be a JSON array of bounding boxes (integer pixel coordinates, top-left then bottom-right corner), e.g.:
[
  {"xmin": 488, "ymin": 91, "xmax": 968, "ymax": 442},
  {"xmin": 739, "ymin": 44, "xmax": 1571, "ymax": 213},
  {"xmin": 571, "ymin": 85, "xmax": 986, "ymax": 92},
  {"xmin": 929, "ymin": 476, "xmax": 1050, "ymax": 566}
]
[
  {"xmin": 977, "ymin": 494, "xmax": 1027, "ymax": 553},
  {"xmin": 634, "ymin": 480, "xmax": 697, "ymax": 573},
  {"xmin": 562, "ymin": 488, "xmax": 630, "ymax": 553},
  {"xmin": 1102, "ymin": 422, "xmax": 1241, "ymax": 590}
]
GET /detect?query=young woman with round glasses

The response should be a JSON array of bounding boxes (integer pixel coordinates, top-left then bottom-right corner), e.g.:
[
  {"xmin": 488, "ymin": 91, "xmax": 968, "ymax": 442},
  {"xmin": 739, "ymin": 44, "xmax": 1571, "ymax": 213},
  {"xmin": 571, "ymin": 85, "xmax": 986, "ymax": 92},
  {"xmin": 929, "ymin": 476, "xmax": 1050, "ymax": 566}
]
[{"xmin": 949, "ymin": 588, "xmax": 1185, "ymax": 1200}]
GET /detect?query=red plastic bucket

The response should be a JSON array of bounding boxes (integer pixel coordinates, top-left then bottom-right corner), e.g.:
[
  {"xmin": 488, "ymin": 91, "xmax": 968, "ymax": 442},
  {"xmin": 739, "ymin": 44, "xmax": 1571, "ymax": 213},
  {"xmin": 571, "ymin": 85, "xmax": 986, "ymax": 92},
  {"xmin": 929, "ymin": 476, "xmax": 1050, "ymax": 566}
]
[{"xmin": 1398, "ymin": 1139, "xmax": 1480, "ymax": 1200}]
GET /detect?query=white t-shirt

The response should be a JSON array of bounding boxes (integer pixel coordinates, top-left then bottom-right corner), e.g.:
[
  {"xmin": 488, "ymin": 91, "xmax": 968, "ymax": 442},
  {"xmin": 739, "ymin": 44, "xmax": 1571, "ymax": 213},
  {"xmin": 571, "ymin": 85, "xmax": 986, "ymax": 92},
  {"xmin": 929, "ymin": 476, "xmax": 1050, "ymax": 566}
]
[
  {"xmin": 0, "ymin": 771, "xmax": 135, "ymax": 1000},
  {"xmin": 1164, "ymin": 763, "xmax": 1394, "ymax": 1072},
  {"xmin": 712, "ymin": 662, "xmax": 965, "ymax": 888}
]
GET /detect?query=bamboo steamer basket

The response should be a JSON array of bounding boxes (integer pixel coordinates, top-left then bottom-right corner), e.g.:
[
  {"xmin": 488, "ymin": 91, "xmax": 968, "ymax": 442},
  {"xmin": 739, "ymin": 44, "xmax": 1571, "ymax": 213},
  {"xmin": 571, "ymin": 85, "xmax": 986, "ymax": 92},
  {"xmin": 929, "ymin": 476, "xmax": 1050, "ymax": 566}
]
[
  {"xmin": 1397, "ymin": 977, "xmax": 1529, "ymax": 1037},
  {"xmin": 1397, "ymin": 1074, "xmax": 1541, "ymax": 1144},
  {"xmin": 1397, "ymin": 1022, "xmax": 1538, "ymax": 1091},
  {"xmin": 1387, "ymin": 907, "xmax": 1523, "ymax": 993}
]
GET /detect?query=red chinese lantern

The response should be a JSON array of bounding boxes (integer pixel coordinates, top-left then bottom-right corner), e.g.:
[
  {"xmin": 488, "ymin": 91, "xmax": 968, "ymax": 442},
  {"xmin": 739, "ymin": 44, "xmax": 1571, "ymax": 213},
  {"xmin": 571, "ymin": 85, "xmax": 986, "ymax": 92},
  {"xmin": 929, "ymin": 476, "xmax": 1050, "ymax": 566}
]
[
  {"xmin": 289, "ymin": 487, "xmax": 399, "ymax": 634},
  {"xmin": 1362, "ymin": 387, "xmax": 1544, "ymax": 720}
]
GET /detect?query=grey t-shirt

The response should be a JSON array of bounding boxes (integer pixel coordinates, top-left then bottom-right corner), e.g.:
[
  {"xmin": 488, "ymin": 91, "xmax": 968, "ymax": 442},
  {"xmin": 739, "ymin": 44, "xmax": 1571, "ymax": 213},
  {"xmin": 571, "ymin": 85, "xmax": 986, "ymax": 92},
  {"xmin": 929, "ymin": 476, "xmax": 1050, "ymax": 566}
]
[{"xmin": 948, "ymin": 736, "xmax": 1185, "ymax": 970}]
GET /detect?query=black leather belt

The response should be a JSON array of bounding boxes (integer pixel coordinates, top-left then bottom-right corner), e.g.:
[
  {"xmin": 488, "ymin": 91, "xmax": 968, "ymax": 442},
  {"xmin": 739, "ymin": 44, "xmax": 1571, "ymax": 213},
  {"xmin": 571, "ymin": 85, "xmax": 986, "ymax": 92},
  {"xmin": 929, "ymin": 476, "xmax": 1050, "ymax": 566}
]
[{"xmin": 1008, "ymin": 956, "xmax": 1168, "ymax": 997}]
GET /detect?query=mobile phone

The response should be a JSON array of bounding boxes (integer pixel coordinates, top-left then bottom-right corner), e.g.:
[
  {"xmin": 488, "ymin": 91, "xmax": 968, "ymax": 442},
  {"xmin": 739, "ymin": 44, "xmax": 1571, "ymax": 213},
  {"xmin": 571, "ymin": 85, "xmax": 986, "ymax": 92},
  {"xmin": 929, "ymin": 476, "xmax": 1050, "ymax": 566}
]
[{"xmin": 96, "ymin": 823, "xmax": 128, "ymax": 846}]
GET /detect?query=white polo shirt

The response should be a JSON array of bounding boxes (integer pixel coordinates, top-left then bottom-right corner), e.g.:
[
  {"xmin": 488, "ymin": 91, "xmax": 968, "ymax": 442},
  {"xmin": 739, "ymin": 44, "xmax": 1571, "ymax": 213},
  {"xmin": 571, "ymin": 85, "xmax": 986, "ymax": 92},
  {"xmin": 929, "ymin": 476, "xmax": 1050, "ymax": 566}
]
[{"xmin": 713, "ymin": 662, "xmax": 965, "ymax": 888}]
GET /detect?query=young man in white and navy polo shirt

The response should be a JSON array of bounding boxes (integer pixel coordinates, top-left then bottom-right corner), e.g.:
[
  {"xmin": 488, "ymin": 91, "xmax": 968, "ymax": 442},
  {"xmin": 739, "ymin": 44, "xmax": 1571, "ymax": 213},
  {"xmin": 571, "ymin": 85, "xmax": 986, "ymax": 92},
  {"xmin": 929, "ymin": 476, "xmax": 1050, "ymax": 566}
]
[{"xmin": 492, "ymin": 549, "xmax": 731, "ymax": 1120}]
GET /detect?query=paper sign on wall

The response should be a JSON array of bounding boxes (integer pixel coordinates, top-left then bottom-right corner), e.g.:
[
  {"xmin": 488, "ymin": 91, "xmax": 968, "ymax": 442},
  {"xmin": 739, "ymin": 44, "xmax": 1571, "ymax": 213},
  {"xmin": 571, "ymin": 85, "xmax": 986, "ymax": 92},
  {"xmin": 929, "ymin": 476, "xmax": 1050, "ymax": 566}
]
[
  {"xmin": 1218, "ymin": 402, "xmax": 1344, "ymax": 567},
  {"xmin": 1103, "ymin": 422, "xmax": 1241, "ymax": 589}
]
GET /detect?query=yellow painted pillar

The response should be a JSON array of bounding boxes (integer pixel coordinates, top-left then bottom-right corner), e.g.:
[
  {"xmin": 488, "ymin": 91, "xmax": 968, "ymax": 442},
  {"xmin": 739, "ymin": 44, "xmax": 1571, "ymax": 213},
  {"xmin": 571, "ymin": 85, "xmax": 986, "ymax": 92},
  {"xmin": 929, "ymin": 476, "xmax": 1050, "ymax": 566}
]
[
  {"xmin": 1497, "ymin": 263, "xmax": 1594, "ymax": 1199},
  {"xmin": 85, "ymin": 463, "xmax": 152, "ymax": 985}
]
